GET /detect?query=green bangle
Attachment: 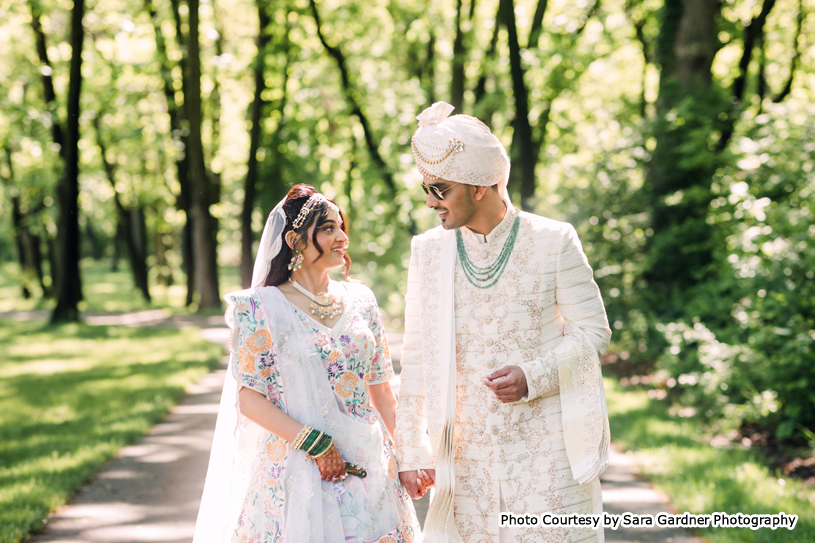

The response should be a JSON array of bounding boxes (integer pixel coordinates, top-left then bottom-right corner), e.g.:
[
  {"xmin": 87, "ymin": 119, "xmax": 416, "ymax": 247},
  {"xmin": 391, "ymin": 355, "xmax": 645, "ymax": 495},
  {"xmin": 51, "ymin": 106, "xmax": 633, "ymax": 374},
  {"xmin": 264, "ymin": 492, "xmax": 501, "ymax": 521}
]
[
  {"xmin": 311, "ymin": 441, "xmax": 334, "ymax": 459},
  {"xmin": 301, "ymin": 429, "xmax": 319, "ymax": 452},
  {"xmin": 311, "ymin": 436, "xmax": 333, "ymax": 456},
  {"xmin": 306, "ymin": 431, "xmax": 325, "ymax": 454}
]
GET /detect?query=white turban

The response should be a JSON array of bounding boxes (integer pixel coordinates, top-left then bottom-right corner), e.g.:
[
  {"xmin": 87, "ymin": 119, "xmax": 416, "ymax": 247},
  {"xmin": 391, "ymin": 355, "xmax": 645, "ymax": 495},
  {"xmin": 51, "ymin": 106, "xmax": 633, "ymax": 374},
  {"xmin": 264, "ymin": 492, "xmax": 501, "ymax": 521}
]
[{"xmin": 411, "ymin": 102, "xmax": 510, "ymax": 193}]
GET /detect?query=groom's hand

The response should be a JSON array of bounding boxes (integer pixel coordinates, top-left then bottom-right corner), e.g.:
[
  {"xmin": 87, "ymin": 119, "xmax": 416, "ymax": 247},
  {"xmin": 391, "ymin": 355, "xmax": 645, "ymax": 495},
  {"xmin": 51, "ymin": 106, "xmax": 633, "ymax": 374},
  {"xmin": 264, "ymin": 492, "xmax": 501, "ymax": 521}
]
[
  {"xmin": 483, "ymin": 365, "xmax": 528, "ymax": 402},
  {"xmin": 399, "ymin": 469, "xmax": 435, "ymax": 499}
]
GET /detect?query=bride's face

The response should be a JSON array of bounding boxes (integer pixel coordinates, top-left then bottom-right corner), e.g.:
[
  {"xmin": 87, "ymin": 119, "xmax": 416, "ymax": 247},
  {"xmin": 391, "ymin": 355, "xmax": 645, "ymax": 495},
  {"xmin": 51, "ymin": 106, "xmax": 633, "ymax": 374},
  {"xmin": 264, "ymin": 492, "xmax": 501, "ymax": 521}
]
[{"xmin": 300, "ymin": 208, "xmax": 349, "ymax": 271}]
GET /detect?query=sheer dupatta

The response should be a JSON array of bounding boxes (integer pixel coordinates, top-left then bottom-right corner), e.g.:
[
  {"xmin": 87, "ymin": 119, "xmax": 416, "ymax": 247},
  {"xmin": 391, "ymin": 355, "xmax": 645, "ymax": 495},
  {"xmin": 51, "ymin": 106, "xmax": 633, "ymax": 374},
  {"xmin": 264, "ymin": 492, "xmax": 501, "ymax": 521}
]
[{"xmin": 194, "ymin": 286, "xmax": 405, "ymax": 543}]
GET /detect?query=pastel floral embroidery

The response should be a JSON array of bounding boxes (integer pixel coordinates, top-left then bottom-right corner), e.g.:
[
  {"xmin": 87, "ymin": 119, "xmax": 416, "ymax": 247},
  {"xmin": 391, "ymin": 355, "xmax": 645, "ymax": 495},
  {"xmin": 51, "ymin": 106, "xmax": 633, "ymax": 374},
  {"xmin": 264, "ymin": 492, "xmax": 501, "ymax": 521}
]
[
  {"xmin": 238, "ymin": 347, "xmax": 256, "ymax": 374},
  {"xmin": 266, "ymin": 439, "xmax": 286, "ymax": 462},
  {"xmin": 335, "ymin": 372, "xmax": 359, "ymax": 398},
  {"xmin": 246, "ymin": 329, "xmax": 272, "ymax": 354},
  {"xmin": 228, "ymin": 287, "xmax": 408, "ymax": 542}
]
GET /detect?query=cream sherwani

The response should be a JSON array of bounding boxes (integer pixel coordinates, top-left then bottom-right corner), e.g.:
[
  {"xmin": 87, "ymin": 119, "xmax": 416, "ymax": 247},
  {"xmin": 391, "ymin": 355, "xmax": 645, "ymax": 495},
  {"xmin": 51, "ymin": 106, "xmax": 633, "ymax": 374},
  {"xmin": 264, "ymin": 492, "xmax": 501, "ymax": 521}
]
[{"xmin": 395, "ymin": 205, "xmax": 611, "ymax": 542}]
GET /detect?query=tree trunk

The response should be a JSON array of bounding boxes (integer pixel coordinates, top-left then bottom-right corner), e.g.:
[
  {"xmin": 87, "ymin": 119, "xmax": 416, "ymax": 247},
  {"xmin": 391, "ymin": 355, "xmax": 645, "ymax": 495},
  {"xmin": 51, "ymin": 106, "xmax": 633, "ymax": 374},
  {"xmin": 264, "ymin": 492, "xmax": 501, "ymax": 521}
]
[
  {"xmin": 425, "ymin": 31, "xmax": 436, "ymax": 105},
  {"xmin": 501, "ymin": 0, "xmax": 536, "ymax": 211},
  {"xmin": 93, "ymin": 113, "xmax": 152, "ymax": 301},
  {"xmin": 146, "ymin": 0, "xmax": 196, "ymax": 306},
  {"xmin": 2, "ymin": 148, "xmax": 32, "ymax": 298},
  {"xmin": 450, "ymin": 0, "xmax": 466, "ymax": 112},
  {"xmin": 473, "ymin": 1, "xmax": 501, "ymax": 127},
  {"xmin": 241, "ymin": 0, "xmax": 272, "ymax": 288},
  {"xmin": 185, "ymin": 0, "xmax": 221, "ymax": 308},
  {"xmin": 30, "ymin": 9, "xmax": 66, "ymax": 160},
  {"xmin": 642, "ymin": 0, "xmax": 721, "ymax": 314},
  {"xmin": 51, "ymin": 0, "xmax": 85, "ymax": 323}
]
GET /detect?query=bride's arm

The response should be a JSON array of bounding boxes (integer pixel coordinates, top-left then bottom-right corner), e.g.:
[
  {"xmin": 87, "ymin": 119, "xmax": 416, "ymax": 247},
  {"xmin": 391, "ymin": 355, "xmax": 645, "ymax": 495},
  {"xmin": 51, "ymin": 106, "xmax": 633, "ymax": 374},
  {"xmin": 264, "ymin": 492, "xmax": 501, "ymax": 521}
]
[
  {"xmin": 367, "ymin": 382, "xmax": 397, "ymax": 441},
  {"xmin": 239, "ymin": 387, "xmax": 346, "ymax": 480},
  {"xmin": 238, "ymin": 387, "xmax": 303, "ymax": 441}
]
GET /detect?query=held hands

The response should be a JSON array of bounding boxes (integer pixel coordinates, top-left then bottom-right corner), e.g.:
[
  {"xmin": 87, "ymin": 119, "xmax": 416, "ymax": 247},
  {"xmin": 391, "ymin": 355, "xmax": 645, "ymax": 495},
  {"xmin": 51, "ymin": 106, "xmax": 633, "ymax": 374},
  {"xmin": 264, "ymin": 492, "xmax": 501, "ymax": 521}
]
[
  {"xmin": 483, "ymin": 365, "xmax": 528, "ymax": 403},
  {"xmin": 399, "ymin": 469, "xmax": 435, "ymax": 499},
  {"xmin": 314, "ymin": 446, "xmax": 347, "ymax": 482}
]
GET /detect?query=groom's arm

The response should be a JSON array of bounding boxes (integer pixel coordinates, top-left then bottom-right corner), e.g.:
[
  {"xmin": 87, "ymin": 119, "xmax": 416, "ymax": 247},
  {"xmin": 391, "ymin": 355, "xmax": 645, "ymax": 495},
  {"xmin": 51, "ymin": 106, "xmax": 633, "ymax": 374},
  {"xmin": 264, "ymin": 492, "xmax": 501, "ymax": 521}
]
[
  {"xmin": 487, "ymin": 224, "xmax": 611, "ymax": 403},
  {"xmin": 394, "ymin": 237, "xmax": 435, "ymax": 472}
]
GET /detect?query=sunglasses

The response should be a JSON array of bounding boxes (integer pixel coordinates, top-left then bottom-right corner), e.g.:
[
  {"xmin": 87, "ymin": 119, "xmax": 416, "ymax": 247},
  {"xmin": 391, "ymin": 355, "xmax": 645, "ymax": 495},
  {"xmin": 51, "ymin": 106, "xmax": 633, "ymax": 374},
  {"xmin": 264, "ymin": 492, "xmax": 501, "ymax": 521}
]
[{"xmin": 421, "ymin": 182, "xmax": 457, "ymax": 201}]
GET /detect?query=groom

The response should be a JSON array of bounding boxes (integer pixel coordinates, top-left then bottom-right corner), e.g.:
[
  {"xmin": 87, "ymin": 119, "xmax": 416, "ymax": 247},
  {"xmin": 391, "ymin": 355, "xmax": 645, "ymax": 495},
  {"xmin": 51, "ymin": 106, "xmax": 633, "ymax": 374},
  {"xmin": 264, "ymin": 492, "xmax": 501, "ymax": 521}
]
[{"xmin": 394, "ymin": 102, "xmax": 612, "ymax": 543}]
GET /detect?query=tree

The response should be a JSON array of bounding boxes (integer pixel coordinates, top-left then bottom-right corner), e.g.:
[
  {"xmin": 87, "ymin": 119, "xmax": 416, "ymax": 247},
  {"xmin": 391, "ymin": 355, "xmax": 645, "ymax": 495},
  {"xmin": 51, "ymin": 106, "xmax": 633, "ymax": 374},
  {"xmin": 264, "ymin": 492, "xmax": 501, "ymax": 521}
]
[
  {"xmin": 184, "ymin": 0, "xmax": 221, "ymax": 308},
  {"xmin": 1, "ymin": 145, "xmax": 49, "ymax": 298},
  {"xmin": 51, "ymin": 0, "xmax": 85, "ymax": 323},
  {"xmin": 92, "ymin": 112, "xmax": 151, "ymax": 302},
  {"xmin": 146, "ymin": 0, "xmax": 196, "ymax": 305}
]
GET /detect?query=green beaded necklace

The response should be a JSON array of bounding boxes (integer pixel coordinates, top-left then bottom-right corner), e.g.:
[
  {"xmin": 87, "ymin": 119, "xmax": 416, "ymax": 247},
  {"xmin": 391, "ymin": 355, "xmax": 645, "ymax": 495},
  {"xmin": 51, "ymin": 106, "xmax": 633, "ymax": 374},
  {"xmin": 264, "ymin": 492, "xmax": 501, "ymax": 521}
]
[{"xmin": 456, "ymin": 216, "xmax": 520, "ymax": 289}]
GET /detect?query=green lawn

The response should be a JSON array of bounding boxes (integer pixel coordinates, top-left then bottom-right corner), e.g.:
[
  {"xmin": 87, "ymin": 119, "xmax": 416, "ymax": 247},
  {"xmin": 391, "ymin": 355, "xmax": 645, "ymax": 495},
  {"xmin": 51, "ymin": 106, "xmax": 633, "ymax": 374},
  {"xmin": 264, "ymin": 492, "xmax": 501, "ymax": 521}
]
[
  {"xmin": 0, "ymin": 319, "xmax": 224, "ymax": 543},
  {"xmin": 606, "ymin": 377, "xmax": 815, "ymax": 542},
  {"xmin": 0, "ymin": 260, "xmax": 243, "ymax": 314}
]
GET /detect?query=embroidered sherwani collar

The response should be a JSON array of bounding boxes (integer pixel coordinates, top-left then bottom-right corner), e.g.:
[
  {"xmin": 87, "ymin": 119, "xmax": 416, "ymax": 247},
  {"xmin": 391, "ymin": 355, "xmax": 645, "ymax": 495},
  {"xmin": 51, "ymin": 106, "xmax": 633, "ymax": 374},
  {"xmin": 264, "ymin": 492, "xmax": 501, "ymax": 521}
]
[{"xmin": 459, "ymin": 203, "xmax": 519, "ymax": 246}]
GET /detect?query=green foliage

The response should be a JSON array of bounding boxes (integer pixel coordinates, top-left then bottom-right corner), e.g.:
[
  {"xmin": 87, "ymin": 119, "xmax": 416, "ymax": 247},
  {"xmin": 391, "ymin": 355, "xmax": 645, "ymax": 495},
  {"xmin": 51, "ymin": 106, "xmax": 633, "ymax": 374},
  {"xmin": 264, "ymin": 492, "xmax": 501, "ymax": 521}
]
[
  {"xmin": 606, "ymin": 377, "xmax": 815, "ymax": 542},
  {"xmin": 0, "ymin": 0, "xmax": 813, "ymax": 466},
  {"xmin": 0, "ymin": 319, "xmax": 224, "ymax": 543}
]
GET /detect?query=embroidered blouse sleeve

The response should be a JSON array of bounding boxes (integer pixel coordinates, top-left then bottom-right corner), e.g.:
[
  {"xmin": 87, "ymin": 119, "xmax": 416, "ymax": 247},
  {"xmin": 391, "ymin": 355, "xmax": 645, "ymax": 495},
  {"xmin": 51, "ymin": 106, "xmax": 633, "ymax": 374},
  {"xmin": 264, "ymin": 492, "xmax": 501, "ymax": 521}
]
[
  {"xmin": 224, "ymin": 290, "xmax": 285, "ymax": 410},
  {"xmin": 363, "ymin": 288, "xmax": 395, "ymax": 385}
]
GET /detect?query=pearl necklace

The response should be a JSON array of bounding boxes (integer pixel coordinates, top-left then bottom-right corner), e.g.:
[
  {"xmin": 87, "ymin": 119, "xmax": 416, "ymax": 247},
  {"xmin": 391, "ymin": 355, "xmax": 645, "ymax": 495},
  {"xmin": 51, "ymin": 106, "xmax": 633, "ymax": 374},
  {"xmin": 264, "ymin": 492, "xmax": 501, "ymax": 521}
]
[{"xmin": 289, "ymin": 279, "xmax": 345, "ymax": 320}]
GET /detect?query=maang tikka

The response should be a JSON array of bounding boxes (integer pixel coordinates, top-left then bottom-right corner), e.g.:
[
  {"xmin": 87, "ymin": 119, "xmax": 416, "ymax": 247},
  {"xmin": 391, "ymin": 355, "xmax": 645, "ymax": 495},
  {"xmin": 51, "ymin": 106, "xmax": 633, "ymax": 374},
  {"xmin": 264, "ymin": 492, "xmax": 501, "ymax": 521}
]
[{"xmin": 288, "ymin": 248, "xmax": 304, "ymax": 272}]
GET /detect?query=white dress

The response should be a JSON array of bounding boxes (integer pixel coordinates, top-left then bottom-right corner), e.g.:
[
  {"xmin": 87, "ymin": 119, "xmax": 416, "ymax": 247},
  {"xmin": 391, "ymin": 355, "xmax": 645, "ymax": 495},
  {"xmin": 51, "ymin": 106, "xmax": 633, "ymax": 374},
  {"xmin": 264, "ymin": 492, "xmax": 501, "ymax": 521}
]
[{"xmin": 222, "ymin": 283, "xmax": 420, "ymax": 543}]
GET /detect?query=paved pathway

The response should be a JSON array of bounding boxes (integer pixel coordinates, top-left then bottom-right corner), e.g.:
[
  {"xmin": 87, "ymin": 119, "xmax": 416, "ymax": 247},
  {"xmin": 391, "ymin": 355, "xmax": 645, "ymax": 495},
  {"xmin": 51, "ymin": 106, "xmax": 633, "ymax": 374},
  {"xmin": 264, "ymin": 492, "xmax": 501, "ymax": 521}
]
[{"xmin": 12, "ymin": 312, "xmax": 702, "ymax": 543}]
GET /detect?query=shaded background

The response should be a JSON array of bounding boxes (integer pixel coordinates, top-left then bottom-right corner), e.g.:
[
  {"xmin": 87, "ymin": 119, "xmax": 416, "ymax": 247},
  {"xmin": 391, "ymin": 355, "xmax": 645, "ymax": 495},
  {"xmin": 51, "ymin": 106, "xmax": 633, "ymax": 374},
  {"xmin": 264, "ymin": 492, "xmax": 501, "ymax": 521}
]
[{"xmin": 1, "ymin": 0, "xmax": 814, "ymax": 539}]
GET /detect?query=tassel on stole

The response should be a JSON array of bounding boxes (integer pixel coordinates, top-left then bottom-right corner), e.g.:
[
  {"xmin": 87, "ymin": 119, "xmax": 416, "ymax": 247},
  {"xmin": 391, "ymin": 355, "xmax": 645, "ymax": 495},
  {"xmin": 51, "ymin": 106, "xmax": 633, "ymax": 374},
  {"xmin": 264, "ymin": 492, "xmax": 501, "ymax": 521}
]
[{"xmin": 423, "ymin": 420, "xmax": 463, "ymax": 542}]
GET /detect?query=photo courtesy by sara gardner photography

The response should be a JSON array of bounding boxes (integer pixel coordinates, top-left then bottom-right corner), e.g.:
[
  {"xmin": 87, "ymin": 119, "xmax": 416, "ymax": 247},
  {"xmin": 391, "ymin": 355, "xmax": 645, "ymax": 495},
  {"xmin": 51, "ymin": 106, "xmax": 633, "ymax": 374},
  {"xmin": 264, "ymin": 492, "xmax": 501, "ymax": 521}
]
[{"xmin": 1, "ymin": 0, "xmax": 814, "ymax": 543}]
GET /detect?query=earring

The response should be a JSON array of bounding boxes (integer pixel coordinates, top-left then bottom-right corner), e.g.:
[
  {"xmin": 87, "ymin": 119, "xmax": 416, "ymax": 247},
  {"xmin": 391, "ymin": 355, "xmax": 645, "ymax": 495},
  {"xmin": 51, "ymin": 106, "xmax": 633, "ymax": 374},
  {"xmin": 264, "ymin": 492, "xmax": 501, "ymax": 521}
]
[{"xmin": 288, "ymin": 248, "xmax": 304, "ymax": 272}]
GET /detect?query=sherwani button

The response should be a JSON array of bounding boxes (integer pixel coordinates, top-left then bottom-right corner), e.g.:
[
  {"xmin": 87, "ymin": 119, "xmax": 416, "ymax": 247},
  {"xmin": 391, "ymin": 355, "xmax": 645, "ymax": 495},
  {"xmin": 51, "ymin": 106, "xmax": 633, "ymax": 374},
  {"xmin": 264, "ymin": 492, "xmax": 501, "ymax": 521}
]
[
  {"xmin": 485, "ymin": 338, "xmax": 494, "ymax": 347},
  {"xmin": 480, "ymin": 250, "xmax": 488, "ymax": 259},
  {"xmin": 486, "ymin": 361, "xmax": 495, "ymax": 369},
  {"xmin": 491, "ymin": 427, "xmax": 499, "ymax": 435},
  {"xmin": 489, "ymin": 405, "xmax": 498, "ymax": 413},
  {"xmin": 483, "ymin": 316, "xmax": 491, "ymax": 325},
  {"xmin": 483, "ymin": 294, "xmax": 491, "ymax": 303}
]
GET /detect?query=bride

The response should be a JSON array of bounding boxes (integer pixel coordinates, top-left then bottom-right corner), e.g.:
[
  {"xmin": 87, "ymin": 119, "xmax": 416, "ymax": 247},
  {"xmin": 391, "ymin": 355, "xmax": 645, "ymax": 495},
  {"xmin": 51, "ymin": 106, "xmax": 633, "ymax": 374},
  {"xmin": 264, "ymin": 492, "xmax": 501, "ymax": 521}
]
[{"xmin": 193, "ymin": 184, "xmax": 420, "ymax": 542}]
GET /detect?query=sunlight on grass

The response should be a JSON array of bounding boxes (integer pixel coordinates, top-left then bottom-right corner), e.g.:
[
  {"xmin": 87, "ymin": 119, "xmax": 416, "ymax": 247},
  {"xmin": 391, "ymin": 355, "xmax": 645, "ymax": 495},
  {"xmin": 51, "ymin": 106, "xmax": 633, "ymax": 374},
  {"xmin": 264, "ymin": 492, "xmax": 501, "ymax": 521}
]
[
  {"xmin": 605, "ymin": 377, "xmax": 815, "ymax": 543},
  {"xmin": 0, "ymin": 261, "xmax": 243, "ymax": 314},
  {"xmin": 0, "ymin": 319, "xmax": 224, "ymax": 543}
]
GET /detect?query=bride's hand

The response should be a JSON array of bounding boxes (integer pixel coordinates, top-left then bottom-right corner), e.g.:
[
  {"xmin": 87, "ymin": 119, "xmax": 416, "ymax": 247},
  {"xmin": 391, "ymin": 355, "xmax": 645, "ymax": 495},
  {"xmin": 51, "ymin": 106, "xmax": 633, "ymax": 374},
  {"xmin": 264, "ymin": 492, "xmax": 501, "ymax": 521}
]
[{"xmin": 315, "ymin": 446, "xmax": 347, "ymax": 482}]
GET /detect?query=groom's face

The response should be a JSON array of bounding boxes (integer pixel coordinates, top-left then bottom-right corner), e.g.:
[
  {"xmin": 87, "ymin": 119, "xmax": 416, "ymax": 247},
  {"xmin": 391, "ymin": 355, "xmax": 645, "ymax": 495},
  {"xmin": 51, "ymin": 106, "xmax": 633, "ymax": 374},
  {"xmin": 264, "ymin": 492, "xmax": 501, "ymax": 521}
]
[{"xmin": 423, "ymin": 175, "xmax": 477, "ymax": 230}]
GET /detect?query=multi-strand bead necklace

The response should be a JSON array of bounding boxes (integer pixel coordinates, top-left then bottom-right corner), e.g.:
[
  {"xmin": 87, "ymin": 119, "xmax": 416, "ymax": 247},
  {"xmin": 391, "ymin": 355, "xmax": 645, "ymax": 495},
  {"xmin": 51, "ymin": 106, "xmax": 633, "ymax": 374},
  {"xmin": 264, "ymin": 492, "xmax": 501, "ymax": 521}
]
[{"xmin": 455, "ymin": 216, "xmax": 520, "ymax": 289}]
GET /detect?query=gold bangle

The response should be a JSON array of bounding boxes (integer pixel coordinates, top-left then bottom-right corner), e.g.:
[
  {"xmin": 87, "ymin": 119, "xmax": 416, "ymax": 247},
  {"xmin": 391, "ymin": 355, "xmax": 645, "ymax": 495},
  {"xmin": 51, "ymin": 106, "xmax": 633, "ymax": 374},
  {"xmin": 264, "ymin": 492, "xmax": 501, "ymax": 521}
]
[
  {"xmin": 310, "ymin": 441, "xmax": 335, "ymax": 460},
  {"xmin": 292, "ymin": 426, "xmax": 306, "ymax": 449},
  {"xmin": 292, "ymin": 424, "xmax": 311, "ymax": 450}
]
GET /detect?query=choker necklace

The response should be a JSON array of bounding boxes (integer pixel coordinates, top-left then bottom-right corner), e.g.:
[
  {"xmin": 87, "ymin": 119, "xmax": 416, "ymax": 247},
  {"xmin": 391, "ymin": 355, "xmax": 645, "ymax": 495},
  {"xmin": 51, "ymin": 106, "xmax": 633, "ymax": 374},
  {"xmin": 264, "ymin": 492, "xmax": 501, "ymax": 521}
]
[{"xmin": 289, "ymin": 279, "xmax": 345, "ymax": 320}]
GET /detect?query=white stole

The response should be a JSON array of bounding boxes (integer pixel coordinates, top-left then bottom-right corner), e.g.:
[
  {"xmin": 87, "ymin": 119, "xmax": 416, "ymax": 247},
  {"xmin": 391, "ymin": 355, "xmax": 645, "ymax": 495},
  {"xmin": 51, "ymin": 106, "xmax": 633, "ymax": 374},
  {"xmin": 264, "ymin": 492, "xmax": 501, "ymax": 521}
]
[{"xmin": 421, "ymin": 229, "xmax": 463, "ymax": 543}]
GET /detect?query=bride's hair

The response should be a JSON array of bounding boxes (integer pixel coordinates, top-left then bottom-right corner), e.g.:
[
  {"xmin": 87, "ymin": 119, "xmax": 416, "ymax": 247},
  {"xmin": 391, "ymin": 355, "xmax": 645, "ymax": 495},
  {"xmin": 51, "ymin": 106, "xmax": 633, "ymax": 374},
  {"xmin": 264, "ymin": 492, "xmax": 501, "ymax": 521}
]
[{"xmin": 264, "ymin": 184, "xmax": 352, "ymax": 286}]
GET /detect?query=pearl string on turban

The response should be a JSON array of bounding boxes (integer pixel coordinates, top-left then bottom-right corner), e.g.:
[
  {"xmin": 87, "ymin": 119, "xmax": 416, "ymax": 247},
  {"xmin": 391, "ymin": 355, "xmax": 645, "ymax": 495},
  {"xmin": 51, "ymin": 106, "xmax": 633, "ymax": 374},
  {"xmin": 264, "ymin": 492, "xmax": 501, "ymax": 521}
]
[{"xmin": 411, "ymin": 101, "xmax": 511, "ymax": 199}]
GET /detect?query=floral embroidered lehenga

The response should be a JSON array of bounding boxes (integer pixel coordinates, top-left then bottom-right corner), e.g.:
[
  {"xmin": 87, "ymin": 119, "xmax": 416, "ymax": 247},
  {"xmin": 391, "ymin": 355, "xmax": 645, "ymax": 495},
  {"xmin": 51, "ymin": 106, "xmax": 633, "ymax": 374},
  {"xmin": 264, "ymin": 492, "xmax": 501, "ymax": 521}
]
[{"xmin": 195, "ymin": 282, "xmax": 419, "ymax": 543}]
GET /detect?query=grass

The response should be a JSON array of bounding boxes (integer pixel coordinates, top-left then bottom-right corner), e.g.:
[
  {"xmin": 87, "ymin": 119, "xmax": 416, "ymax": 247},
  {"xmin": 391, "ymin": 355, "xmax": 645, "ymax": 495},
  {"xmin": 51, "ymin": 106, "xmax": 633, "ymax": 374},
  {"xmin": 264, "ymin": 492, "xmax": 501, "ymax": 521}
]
[
  {"xmin": 0, "ymin": 319, "xmax": 225, "ymax": 543},
  {"xmin": 605, "ymin": 377, "xmax": 815, "ymax": 542},
  {"xmin": 0, "ymin": 260, "xmax": 243, "ymax": 314}
]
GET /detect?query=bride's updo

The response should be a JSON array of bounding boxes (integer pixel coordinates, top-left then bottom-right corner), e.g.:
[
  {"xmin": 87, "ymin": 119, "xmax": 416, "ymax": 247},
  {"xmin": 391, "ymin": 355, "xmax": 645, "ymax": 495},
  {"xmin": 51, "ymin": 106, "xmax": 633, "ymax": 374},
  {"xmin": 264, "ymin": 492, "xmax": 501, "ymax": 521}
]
[{"xmin": 264, "ymin": 184, "xmax": 351, "ymax": 286}]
